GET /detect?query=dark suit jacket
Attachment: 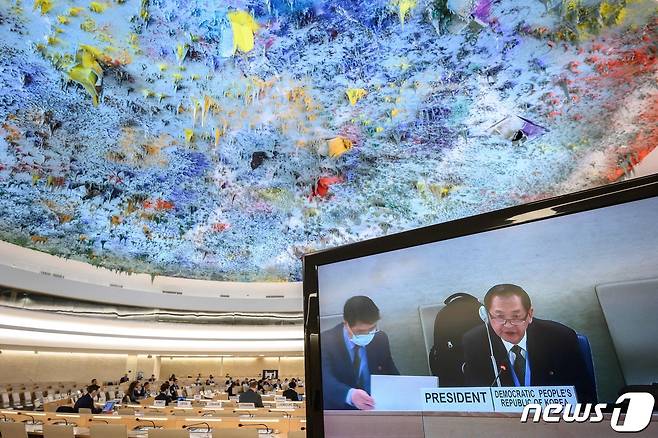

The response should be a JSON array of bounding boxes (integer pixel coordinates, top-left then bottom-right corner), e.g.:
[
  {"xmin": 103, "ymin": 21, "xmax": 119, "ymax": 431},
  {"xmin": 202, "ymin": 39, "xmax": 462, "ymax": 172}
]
[
  {"xmin": 321, "ymin": 323, "xmax": 400, "ymax": 410},
  {"xmin": 154, "ymin": 392, "xmax": 172, "ymax": 406},
  {"xmin": 73, "ymin": 394, "xmax": 101, "ymax": 414},
  {"xmin": 238, "ymin": 389, "xmax": 264, "ymax": 407},
  {"xmin": 462, "ymin": 318, "xmax": 597, "ymax": 403},
  {"xmin": 282, "ymin": 388, "xmax": 300, "ymax": 401}
]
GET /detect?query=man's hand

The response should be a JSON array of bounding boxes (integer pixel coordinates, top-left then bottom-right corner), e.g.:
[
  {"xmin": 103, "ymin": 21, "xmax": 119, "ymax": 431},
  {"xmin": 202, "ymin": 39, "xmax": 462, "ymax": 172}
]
[{"xmin": 351, "ymin": 389, "xmax": 375, "ymax": 410}]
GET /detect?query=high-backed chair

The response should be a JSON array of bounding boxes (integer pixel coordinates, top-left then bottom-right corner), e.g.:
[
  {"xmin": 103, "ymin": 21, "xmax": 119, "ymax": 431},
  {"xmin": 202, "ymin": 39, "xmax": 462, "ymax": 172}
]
[
  {"xmin": 22, "ymin": 391, "xmax": 34, "ymax": 409},
  {"xmin": 0, "ymin": 422, "xmax": 28, "ymax": 438},
  {"xmin": 577, "ymin": 333, "xmax": 598, "ymax": 402},
  {"xmin": 78, "ymin": 408, "xmax": 92, "ymax": 414},
  {"xmin": 42, "ymin": 424, "xmax": 75, "ymax": 438},
  {"xmin": 288, "ymin": 432, "xmax": 306, "ymax": 438},
  {"xmin": 34, "ymin": 391, "xmax": 44, "ymax": 408},
  {"xmin": 213, "ymin": 429, "xmax": 258, "ymax": 438},
  {"xmin": 117, "ymin": 408, "xmax": 135, "ymax": 415},
  {"xmin": 1, "ymin": 392, "xmax": 10, "ymax": 408},
  {"xmin": 10, "ymin": 392, "xmax": 23, "ymax": 409},
  {"xmin": 89, "ymin": 424, "xmax": 128, "ymax": 438},
  {"xmin": 147, "ymin": 430, "xmax": 189, "ymax": 438}
]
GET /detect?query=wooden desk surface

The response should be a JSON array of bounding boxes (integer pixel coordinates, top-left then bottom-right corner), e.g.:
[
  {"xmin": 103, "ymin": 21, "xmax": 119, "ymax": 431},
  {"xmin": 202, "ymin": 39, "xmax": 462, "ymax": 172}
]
[
  {"xmin": 322, "ymin": 410, "xmax": 658, "ymax": 438},
  {"xmin": 22, "ymin": 425, "xmax": 294, "ymax": 437},
  {"xmin": 0, "ymin": 409, "xmax": 306, "ymax": 437},
  {"xmin": 20, "ymin": 424, "xmax": 299, "ymax": 437}
]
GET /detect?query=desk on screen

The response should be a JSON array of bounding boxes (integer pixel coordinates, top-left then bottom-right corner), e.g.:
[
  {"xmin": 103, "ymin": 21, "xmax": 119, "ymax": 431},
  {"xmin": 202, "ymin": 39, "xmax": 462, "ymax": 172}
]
[{"xmin": 323, "ymin": 410, "xmax": 658, "ymax": 438}]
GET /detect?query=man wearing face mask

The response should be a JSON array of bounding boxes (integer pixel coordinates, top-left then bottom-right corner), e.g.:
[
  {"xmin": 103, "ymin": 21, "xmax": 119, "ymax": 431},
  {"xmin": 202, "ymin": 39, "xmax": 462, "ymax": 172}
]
[{"xmin": 321, "ymin": 295, "xmax": 400, "ymax": 410}]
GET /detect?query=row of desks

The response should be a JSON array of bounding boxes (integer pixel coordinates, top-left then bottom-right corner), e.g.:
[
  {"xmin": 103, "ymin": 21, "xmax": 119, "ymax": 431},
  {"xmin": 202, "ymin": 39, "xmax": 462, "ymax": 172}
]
[
  {"xmin": 16, "ymin": 425, "xmax": 299, "ymax": 438},
  {"xmin": 0, "ymin": 410, "xmax": 306, "ymax": 435}
]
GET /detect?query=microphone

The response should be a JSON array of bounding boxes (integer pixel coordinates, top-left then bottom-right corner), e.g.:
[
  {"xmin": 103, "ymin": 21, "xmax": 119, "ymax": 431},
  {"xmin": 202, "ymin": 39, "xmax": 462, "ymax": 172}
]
[
  {"xmin": 89, "ymin": 419, "xmax": 109, "ymax": 424},
  {"xmin": 239, "ymin": 423, "xmax": 272, "ymax": 434},
  {"xmin": 234, "ymin": 409, "xmax": 255, "ymax": 418},
  {"xmin": 479, "ymin": 306, "xmax": 501, "ymax": 387},
  {"xmin": 269, "ymin": 409, "xmax": 292, "ymax": 418},
  {"xmin": 135, "ymin": 418, "xmax": 156, "ymax": 428},
  {"xmin": 20, "ymin": 413, "xmax": 42, "ymax": 425},
  {"xmin": 48, "ymin": 418, "xmax": 73, "ymax": 426},
  {"xmin": 182, "ymin": 422, "xmax": 211, "ymax": 432},
  {"xmin": 489, "ymin": 364, "xmax": 508, "ymax": 387}
]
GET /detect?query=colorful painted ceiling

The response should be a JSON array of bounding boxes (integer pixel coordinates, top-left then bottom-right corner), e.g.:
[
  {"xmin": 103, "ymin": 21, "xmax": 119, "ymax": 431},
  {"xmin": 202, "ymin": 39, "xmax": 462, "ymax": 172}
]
[{"xmin": 0, "ymin": 1, "xmax": 656, "ymax": 281}]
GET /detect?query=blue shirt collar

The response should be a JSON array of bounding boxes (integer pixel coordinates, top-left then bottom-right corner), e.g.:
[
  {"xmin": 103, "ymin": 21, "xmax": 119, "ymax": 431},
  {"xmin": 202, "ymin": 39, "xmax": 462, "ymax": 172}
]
[{"xmin": 343, "ymin": 324, "xmax": 358, "ymax": 356}]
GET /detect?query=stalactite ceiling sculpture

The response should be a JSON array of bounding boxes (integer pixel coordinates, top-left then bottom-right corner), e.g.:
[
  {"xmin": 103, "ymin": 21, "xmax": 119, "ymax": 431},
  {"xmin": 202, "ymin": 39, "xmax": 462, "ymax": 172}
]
[{"xmin": 0, "ymin": 0, "xmax": 656, "ymax": 281}]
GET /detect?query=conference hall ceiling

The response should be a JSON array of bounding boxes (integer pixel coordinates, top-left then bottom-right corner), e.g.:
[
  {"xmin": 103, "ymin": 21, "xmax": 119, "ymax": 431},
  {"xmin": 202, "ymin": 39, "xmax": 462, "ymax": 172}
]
[{"xmin": 0, "ymin": 0, "xmax": 656, "ymax": 281}]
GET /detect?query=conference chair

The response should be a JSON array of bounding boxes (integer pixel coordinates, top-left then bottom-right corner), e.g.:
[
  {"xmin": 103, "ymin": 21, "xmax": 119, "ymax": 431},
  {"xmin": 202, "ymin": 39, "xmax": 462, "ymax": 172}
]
[
  {"xmin": 42, "ymin": 424, "xmax": 75, "ymax": 438},
  {"xmin": 288, "ymin": 432, "xmax": 306, "ymax": 438},
  {"xmin": 0, "ymin": 422, "xmax": 28, "ymax": 438},
  {"xmin": 212, "ymin": 429, "xmax": 258, "ymax": 438},
  {"xmin": 34, "ymin": 391, "xmax": 44, "ymax": 408},
  {"xmin": 147, "ymin": 430, "xmax": 189, "ymax": 438},
  {"xmin": 1, "ymin": 392, "xmax": 10, "ymax": 408},
  {"xmin": 89, "ymin": 424, "xmax": 128, "ymax": 438},
  {"xmin": 22, "ymin": 391, "xmax": 34, "ymax": 409},
  {"xmin": 577, "ymin": 334, "xmax": 598, "ymax": 401},
  {"xmin": 117, "ymin": 408, "xmax": 135, "ymax": 415},
  {"xmin": 10, "ymin": 392, "xmax": 23, "ymax": 409},
  {"xmin": 78, "ymin": 408, "xmax": 92, "ymax": 414}
]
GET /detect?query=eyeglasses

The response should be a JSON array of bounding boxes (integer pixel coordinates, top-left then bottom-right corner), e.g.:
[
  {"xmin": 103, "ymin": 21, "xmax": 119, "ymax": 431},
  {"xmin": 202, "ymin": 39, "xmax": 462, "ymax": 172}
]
[{"xmin": 489, "ymin": 313, "xmax": 529, "ymax": 326}]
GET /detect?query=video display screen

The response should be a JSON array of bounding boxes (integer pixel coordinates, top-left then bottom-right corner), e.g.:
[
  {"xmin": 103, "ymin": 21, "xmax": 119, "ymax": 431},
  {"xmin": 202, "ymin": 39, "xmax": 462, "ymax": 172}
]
[{"xmin": 317, "ymin": 195, "xmax": 658, "ymax": 415}]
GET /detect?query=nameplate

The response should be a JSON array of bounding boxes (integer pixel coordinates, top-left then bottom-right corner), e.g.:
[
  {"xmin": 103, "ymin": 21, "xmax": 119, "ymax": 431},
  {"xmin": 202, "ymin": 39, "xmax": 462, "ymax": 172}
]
[
  {"xmin": 421, "ymin": 386, "xmax": 577, "ymax": 413},
  {"xmin": 194, "ymin": 394, "xmax": 201, "ymax": 401},
  {"xmin": 421, "ymin": 387, "xmax": 493, "ymax": 412},
  {"xmin": 275, "ymin": 402, "xmax": 296, "ymax": 410},
  {"xmin": 206, "ymin": 401, "xmax": 223, "ymax": 408},
  {"xmin": 153, "ymin": 400, "xmax": 166, "ymax": 407},
  {"xmin": 177, "ymin": 400, "xmax": 192, "ymax": 408},
  {"xmin": 491, "ymin": 386, "xmax": 577, "ymax": 413},
  {"xmin": 238, "ymin": 403, "xmax": 256, "ymax": 409}
]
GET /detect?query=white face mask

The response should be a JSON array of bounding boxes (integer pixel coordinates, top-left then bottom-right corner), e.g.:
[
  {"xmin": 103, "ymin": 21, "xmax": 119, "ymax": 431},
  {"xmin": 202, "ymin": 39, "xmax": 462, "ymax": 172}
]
[{"xmin": 351, "ymin": 332, "xmax": 376, "ymax": 347}]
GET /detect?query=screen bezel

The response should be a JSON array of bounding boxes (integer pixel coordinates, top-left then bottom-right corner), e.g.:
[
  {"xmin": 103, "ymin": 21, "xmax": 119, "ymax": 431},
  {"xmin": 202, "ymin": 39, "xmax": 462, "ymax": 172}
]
[{"xmin": 302, "ymin": 173, "xmax": 658, "ymax": 438}]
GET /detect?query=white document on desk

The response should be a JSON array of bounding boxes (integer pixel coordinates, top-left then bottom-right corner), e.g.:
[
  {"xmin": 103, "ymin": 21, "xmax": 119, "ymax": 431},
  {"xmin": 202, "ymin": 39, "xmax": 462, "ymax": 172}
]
[{"xmin": 370, "ymin": 375, "xmax": 438, "ymax": 411}]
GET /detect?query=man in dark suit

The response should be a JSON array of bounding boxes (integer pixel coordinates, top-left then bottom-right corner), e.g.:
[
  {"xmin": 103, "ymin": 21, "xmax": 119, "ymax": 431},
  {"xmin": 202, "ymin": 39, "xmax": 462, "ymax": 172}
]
[
  {"xmin": 238, "ymin": 380, "xmax": 264, "ymax": 407},
  {"xmin": 282, "ymin": 380, "xmax": 300, "ymax": 401},
  {"xmin": 154, "ymin": 382, "xmax": 172, "ymax": 406},
  {"xmin": 463, "ymin": 284, "xmax": 597, "ymax": 403},
  {"xmin": 73, "ymin": 384, "xmax": 102, "ymax": 414},
  {"xmin": 321, "ymin": 295, "xmax": 400, "ymax": 410}
]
